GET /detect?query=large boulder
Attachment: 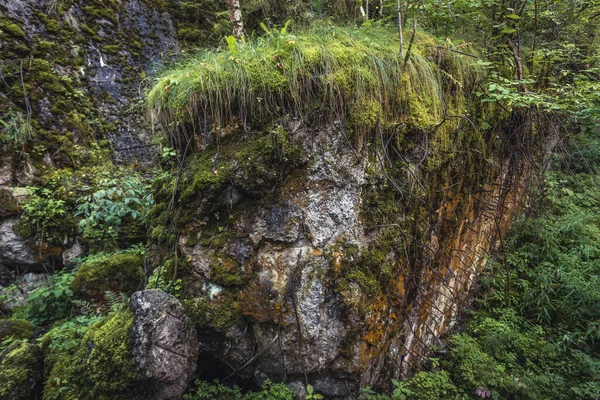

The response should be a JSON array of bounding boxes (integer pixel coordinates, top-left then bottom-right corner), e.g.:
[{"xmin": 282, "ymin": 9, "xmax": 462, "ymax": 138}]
[
  {"xmin": 130, "ymin": 290, "xmax": 199, "ymax": 399},
  {"xmin": 0, "ymin": 341, "xmax": 44, "ymax": 400}
]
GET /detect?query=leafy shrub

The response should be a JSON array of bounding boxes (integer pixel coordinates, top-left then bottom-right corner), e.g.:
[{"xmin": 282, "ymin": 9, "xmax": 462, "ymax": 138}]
[
  {"xmin": 20, "ymin": 187, "xmax": 69, "ymax": 243},
  {"xmin": 75, "ymin": 175, "xmax": 153, "ymax": 250},
  {"xmin": 406, "ymin": 371, "xmax": 459, "ymax": 399},
  {"xmin": 26, "ymin": 270, "xmax": 76, "ymax": 325}
]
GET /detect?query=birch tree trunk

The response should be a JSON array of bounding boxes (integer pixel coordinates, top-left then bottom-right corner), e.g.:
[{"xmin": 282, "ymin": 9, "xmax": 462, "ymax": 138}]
[
  {"xmin": 397, "ymin": 0, "xmax": 403, "ymax": 56},
  {"xmin": 226, "ymin": 0, "xmax": 245, "ymax": 40}
]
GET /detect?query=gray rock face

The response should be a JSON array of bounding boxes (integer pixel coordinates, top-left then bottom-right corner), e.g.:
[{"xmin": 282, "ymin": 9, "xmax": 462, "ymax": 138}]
[
  {"xmin": 178, "ymin": 124, "xmax": 367, "ymax": 397},
  {"xmin": 0, "ymin": 272, "xmax": 50, "ymax": 309},
  {"xmin": 62, "ymin": 242, "xmax": 87, "ymax": 267},
  {"xmin": 0, "ymin": 0, "xmax": 180, "ymax": 167},
  {"xmin": 130, "ymin": 290, "xmax": 199, "ymax": 400},
  {"xmin": 0, "ymin": 220, "xmax": 35, "ymax": 267}
]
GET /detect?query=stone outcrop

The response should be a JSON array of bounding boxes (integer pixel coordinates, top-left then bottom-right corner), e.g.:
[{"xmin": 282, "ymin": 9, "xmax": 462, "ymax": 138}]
[
  {"xmin": 0, "ymin": 219, "xmax": 61, "ymax": 274},
  {"xmin": 156, "ymin": 114, "xmax": 532, "ymax": 397},
  {"xmin": 130, "ymin": 289, "xmax": 199, "ymax": 399},
  {"xmin": 43, "ymin": 291, "xmax": 197, "ymax": 400}
]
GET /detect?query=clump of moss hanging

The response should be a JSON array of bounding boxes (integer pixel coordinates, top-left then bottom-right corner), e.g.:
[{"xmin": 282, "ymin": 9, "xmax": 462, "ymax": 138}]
[{"xmin": 148, "ymin": 24, "xmax": 482, "ymax": 149}]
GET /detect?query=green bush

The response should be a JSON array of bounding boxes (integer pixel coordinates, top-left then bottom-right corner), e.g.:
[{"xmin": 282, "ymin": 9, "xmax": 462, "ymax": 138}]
[{"xmin": 75, "ymin": 175, "xmax": 153, "ymax": 251}]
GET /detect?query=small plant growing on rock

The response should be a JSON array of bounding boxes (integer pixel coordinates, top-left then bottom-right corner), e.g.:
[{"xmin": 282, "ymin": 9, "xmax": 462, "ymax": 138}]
[{"xmin": 305, "ymin": 384, "xmax": 324, "ymax": 399}]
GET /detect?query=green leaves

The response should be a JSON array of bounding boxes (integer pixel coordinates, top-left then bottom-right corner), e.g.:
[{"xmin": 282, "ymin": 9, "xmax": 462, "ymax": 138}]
[
  {"xmin": 305, "ymin": 385, "xmax": 324, "ymax": 399},
  {"xmin": 75, "ymin": 175, "xmax": 153, "ymax": 248}
]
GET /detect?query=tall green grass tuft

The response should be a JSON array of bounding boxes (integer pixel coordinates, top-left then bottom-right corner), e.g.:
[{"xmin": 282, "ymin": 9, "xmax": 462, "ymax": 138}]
[{"xmin": 147, "ymin": 24, "xmax": 483, "ymax": 148}]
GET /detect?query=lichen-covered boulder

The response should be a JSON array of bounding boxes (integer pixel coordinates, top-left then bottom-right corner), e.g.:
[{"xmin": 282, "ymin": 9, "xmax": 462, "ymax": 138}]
[
  {"xmin": 0, "ymin": 341, "xmax": 44, "ymax": 400},
  {"xmin": 130, "ymin": 290, "xmax": 199, "ymax": 400},
  {"xmin": 71, "ymin": 252, "xmax": 144, "ymax": 306},
  {"xmin": 0, "ymin": 319, "xmax": 35, "ymax": 342}
]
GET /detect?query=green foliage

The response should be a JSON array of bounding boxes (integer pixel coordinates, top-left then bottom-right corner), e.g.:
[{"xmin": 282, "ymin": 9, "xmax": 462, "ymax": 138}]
[
  {"xmin": 26, "ymin": 270, "xmax": 76, "ymax": 325},
  {"xmin": 183, "ymin": 379, "xmax": 294, "ymax": 400},
  {"xmin": 305, "ymin": 384, "xmax": 324, "ymax": 399},
  {"xmin": 0, "ymin": 111, "xmax": 32, "ymax": 149},
  {"xmin": 148, "ymin": 23, "xmax": 481, "ymax": 146},
  {"xmin": 20, "ymin": 187, "xmax": 68, "ymax": 243},
  {"xmin": 75, "ymin": 175, "xmax": 153, "ymax": 250}
]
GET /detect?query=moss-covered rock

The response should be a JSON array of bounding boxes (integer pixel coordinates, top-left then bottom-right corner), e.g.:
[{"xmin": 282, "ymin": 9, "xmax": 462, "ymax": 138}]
[
  {"xmin": 0, "ymin": 341, "xmax": 44, "ymax": 400},
  {"xmin": 0, "ymin": 319, "xmax": 35, "ymax": 342},
  {"xmin": 43, "ymin": 309, "xmax": 152, "ymax": 400},
  {"xmin": 70, "ymin": 252, "xmax": 144, "ymax": 306}
]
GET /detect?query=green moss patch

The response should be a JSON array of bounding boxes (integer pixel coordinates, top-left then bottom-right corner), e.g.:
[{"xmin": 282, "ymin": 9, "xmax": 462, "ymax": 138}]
[
  {"xmin": 0, "ymin": 319, "xmax": 35, "ymax": 342},
  {"xmin": 183, "ymin": 294, "xmax": 242, "ymax": 332},
  {"xmin": 0, "ymin": 341, "xmax": 43, "ymax": 400},
  {"xmin": 71, "ymin": 252, "xmax": 144, "ymax": 305},
  {"xmin": 0, "ymin": 18, "xmax": 25, "ymax": 38},
  {"xmin": 148, "ymin": 24, "xmax": 481, "ymax": 145},
  {"xmin": 43, "ymin": 310, "xmax": 152, "ymax": 400}
]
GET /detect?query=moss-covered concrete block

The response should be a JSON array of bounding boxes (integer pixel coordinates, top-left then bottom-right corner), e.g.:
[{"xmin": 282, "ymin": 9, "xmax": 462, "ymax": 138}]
[
  {"xmin": 71, "ymin": 252, "xmax": 144, "ymax": 306},
  {"xmin": 0, "ymin": 319, "xmax": 35, "ymax": 342},
  {"xmin": 0, "ymin": 341, "xmax": 44, "ymax": 400}
]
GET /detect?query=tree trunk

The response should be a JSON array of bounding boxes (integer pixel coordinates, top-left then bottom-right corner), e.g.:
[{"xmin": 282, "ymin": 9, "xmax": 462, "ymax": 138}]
[
  {"xmin": 226, "ymin": 0, "xmax": 245, "ymax": 40},
  {"xmin": 397, "ymin": 0, "xmax": 403, "ymax": 56}
]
